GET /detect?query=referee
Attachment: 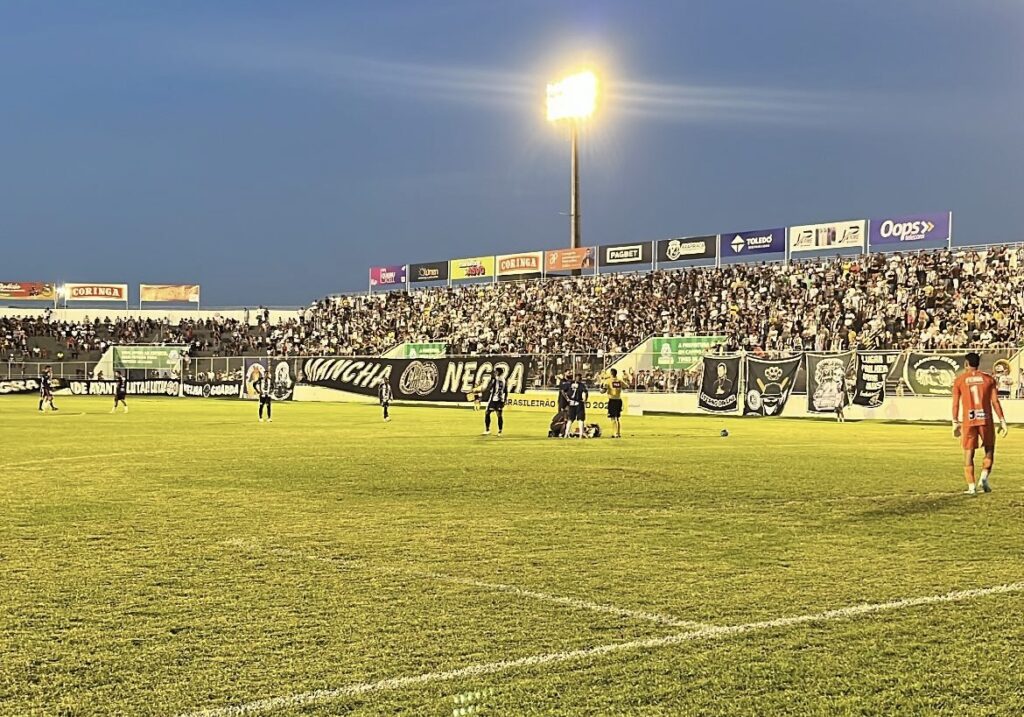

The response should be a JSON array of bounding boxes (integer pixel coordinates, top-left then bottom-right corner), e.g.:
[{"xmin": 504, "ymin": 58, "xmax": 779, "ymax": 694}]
[
  {"xmin": 603, "ymin": 368, "xmax": 624, "ymax": 438},
  {"xmin": 378, "ymin": 381, "xmax": 393, "ymax": 422},
  {"xmin": 255, "ymin": 371, "xmax": 273, "ymax": 423},
  {"xmin": 482, "ymin": 367, "xmax": 508, "ymax": 437}
]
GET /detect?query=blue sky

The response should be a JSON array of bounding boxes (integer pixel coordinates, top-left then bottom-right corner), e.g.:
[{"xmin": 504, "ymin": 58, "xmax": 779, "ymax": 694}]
[{"xmin": 1, "ymin": 1, "xmax": 1021, "ymax": 306}]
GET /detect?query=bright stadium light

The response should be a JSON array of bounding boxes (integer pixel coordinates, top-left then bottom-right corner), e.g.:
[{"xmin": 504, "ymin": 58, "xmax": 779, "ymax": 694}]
[{"xmin": 547, "ymin": 70, "xmax": 599, "ymax": 250}]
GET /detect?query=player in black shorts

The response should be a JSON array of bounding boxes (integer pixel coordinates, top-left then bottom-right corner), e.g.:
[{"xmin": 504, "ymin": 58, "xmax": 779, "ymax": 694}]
[
  {"xmin": 111, "ymin": 371, "xmax": 128, "ymax": 413},
  {"xmin": 255, "ymin": 372, "xmax": 273, "ymax": 422},
  {"xmin": 38, "ymin": 367, "xmax": 58, "ymax": 412},
  {"xmin": 603, "ymin": 368, "xmax": 624, "ymax": 438},
  {"xmin": 482, "ymin": 367, "xmax": 508, "ymax": 437},
  {"xmin": 378, "ymin": 381, "xmax": 393, "ymax": 422},
  {"xmin": 565, "ymin": 373, "xmax": 589, "ymax": 438}
]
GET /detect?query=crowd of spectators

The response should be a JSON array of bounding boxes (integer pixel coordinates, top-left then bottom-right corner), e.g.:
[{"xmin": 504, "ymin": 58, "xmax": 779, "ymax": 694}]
[{"xmin": 3, "ymin": 246, "xmax": 1024, "ymax": 372}]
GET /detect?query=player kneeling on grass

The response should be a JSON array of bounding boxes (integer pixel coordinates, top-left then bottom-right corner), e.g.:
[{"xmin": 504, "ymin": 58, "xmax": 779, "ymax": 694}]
[
  {"xmin": 378, "ymin": 381, "xmax": 393, "ymax": 422},
  {"xmin": 602, "ymin": 368, "xmax": 624, "ymax": 438},
  {"xmin": 255, "ymin": 372, "xmax": 274, "ymax": 423},
  {"xmin": 482, "ymin": 367, "xmax": 508, "ymax": 436},
  {"xmin": 952, "ymin": 352, "xmax": 1007, "ymax": 495},
  {"xmin": 111, "ymin": 371, "xmax": 128, "ymax": 413}
]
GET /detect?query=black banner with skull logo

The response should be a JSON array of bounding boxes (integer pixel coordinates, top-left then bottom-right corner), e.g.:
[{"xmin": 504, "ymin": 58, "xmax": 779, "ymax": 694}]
[{"xmin": 743, "ymin": 355, "xmax": 801, "ymax": 417}]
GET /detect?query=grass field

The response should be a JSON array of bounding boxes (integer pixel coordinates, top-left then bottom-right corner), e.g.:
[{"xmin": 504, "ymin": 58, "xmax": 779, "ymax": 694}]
[{"xmin": 2, "ymin": 396, "xmax": 1023, "ymax": 716}]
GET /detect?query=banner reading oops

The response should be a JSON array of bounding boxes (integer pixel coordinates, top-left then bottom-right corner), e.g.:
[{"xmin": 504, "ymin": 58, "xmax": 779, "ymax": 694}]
[{"xmin": 449, "ymin": 256, "xmax": 495, "ymax": 281}]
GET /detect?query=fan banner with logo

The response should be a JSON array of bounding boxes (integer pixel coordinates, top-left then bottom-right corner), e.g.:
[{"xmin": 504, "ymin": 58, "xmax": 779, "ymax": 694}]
[
  {"xmin": 852, "ymin": 351, "xmax": 900, "ymax": 407},
  {"xmin": 697, "ymin": 355, "xmax": 741, "ymax": 413},
  {"xmin": 743, "ymin": 355, "xmax": 801, "ymax": 416},
  {"xmin": 181, "ymin": 380, "xmax": 244, "ymax": 398},
  {"xmin": 903, "ymin": 353, "xmax": 966, "ymax": 396},
  {"xmin": 300, "ymin": 356, "xmax": 533, "ymax": 402},
  {"xmin": 805, "ymin": 352, "xmax": 855, "ymax": 413},
  {"xmin": 242, "ymin": 358, "xmax": 296, "ymax": 401}
]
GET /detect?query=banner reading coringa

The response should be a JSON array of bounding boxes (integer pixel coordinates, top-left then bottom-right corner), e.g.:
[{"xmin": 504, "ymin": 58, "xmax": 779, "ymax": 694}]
[
  {"xmin": 64, "ymin": 283, "xmax": 128, "ymax": 302},
  {"xmin": 496, "ymin": 252, "xmax": 543, "ymax": 278},
  {"xmin": 788, "ymin": 220, "xmax": 866, "ymax": 253},
  {"xmin": 0, "ymin": 282, "xmax": 56, "ymax": 301},
  {"xmin": 301, "ymin": 355, "xmax": 533, "ymax": 402},
  {"xmin": 449, "ymin": 256, "xmax": 495, "ymax": 281},
  {"xmin": 139, "ymin": 284, "xmax": 201, "ymax": 303}
]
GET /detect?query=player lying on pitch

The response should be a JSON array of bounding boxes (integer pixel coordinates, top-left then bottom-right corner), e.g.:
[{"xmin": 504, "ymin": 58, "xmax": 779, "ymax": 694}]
[{"xmin": 952, "ymin": 352, "xmax": 1008, "ymax": 495}]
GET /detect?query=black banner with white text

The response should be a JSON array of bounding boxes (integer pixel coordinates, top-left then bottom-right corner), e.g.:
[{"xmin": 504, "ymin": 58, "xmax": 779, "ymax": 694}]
[
  {"xmin": 852, "ymin": 352, "xmax": 900, "ymax": 407},
  {"xmin": 697, "ymin": 355, "xmax": 740, "ymax": 413}
]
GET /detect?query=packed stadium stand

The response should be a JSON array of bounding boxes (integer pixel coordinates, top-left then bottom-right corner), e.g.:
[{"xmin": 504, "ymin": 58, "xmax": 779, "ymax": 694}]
[{"xmin": 3, "ymin": 246, "xmax": 1023, "ymax": 370}]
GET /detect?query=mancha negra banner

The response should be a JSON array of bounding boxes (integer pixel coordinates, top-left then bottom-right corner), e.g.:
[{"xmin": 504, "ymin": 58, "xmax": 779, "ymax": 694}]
[{"xmin": 301, "ymin": 356, "xmax": 533, "ymax": 402}]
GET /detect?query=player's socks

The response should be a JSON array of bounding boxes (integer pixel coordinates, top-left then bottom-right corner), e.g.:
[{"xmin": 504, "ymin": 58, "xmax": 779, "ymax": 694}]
[
  {"xmin": 964, "ymin": 466, "xmax": 976, "ymax": 487},
  {"xmin": 964, "ymin": 484, "xmax": 977, "ymax": 495},
  {"xmin": 980, "ymin": 468, "xmax": 992, "ymax": 492}
]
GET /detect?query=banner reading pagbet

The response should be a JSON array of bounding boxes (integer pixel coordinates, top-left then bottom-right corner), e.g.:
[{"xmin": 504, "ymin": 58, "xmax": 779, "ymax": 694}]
[
  {"xmin": 0, "ymin": 282, "xmax": 56, "ymax": 301},
  {"xmin": 112, "ymin": 346, "xmax": 185, "ymax": 370},
  {"xmin": 139, "ymin": 284, "xmax": 200, "ymax": 303},
  {"xmin": 652, "ymin": 336, "xmax": 727, "ymax": 369},
  {"xmin": 449, "ymin": 256, "xmax": 495, "ymax": 281}
]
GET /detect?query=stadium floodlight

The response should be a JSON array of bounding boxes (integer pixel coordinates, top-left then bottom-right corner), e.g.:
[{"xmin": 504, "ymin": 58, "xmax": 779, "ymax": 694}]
[{"xmin": 547, "ymin": 70, "xmax": 598, "ymax": 250}]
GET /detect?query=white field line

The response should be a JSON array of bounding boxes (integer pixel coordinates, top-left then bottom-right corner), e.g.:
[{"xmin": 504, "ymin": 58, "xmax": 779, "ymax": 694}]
[
  {"xmin": 180, "ymin": 580, "xmax": 1024, "ymax": 717},
  {"xmin": 224, "ymin": 539, "xmax": 707, "ymax": 629},
  {"xmin": 3, "ymin": 450, "xmax": 172, "ymax": 469}
]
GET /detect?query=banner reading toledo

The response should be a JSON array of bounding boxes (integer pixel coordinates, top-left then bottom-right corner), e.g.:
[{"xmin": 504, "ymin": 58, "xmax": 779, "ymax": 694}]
[
  {"xmin": 806, "ymin": 352, "xmax": 854, "ymax": 413},
  {"xmin": 698, "ymin": 355, "xmax": 740, "ymax": 413},
  {"xmin": 0, "ymin": 282, "xmax": 56, "ymax": 301},
  {"xmin": 301, "ymin": 355, "xmax": 533, "ymax": 403},
  {"xmin": 449, "ymin": 256, "xmax": 495, "ymax": 281},
  {"xmin": 64, "ymin": 283, "xmax": 128, "ymax": 302},
  {"xmin": 788, "ymin": 220, "xmax": 866, "ymax": 253},
  {"xmin": 139, "ymin": 284, "xmax": 200, "ymax": 303},
  {"xmin": 496, "ymin": 252, "xmax": 543, "ymax": 279},
  {"xmin": 546, "ymin": 247, "xmax": 595, "ymax": 273},
  {"xmin": 903, "ymin": 353, "xmax": 965, "ymax": 396},
  {"xmin": 852, "ymin": 351, "xmax": 900, "ymax": 407},
  {"xmin": 719, "ymin": 228, "xmax": 785, "ymax": 263},
  {"xmin": 369, "ymin": 265, "xmax": 407, "ymax": 287},
  {"xmin": 744, "ymin": 355, "xmax": 801, "ymax": 416}
]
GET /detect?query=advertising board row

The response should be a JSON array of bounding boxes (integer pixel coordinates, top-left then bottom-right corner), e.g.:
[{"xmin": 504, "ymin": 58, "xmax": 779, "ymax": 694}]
[
  {"xmin": 0, "ymin": 283, "xmax": 200, "ymax": 303},
  {"xmin": 367, "ymin": 212, "xmax": 952, "ymax": 286}
]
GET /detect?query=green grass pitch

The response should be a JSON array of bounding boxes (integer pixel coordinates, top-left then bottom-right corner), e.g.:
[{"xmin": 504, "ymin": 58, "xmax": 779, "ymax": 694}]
[{"xmin": 2, "ymin": 396, "xmax": 1023, "ymax": 716}]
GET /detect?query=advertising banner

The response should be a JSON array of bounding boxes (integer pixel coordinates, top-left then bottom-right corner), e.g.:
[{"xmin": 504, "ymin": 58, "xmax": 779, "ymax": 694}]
[
  {"xmin": 112, "ymin": 346, "xmax": 185, "ymax": 371},
  {"xmin": 652, "ymin": 336, "xmax": 728, "ymax": 369},
  {"xmin": 181, "ymin": 380, "xmax": 243, "ymax": 398},
  {"xmin": 869, "ymin": 212, "xmax": 952, "ymax": 248},
  {"xmin": 788, "ymin": 220, "xmax": 866, "ymax": 253},
  {"xmin": 139, "ymin": 284, "xmax": 201, "ymax": 303},
  {"xmin": 719, "ymin": 228, "xmax": 786, "ymax": 262},
  {"xmin": 545, "ymin": 247, "xmax": 596, "ymax": 273},
  {"xmin": 243, "ymin": 358, "xmax": 295, "ymax": 400},
  {"xmin": 0, "ymin": 378, "xmax": 47, "ymax": 395},
  {"xmin": 64, "ymin": 283, "xmax": 129, "ymax": 302},
  {"xmin": 449, "ymin": 256, "xmax": 495, "ymax": 281},
  {"xmin": 903, "ymin": 353, "xmax": 965, "ymax": 396},
  {"xmin": 0, "ymin": 282, "xmax": 56, "ymax": 301},
  {"xmin": 404, "ymin": 342, "xmax": 447, "ymax": 358},
  {"xmin": 599, "ymin": 242, "xmax": 653, "ymax": 268},
  {"xmin": 656, "ymin": 235, "xmax": 717, "ymax": 264},
  {"xmin": 66, "ymin": 379, "xmax": 180, "ymax": 396},
  {"xmin": 496, "ymin": 252, "xmax": 543, "ymax": 278},
  {"xmin": 852, "ymin": 351, "xmax": 900, "ymax": 407},
  {"xmin": 743, "ymin": 355, "xmax": 801, "ymax": 416},
  {"xmin": 301, "ymin": 355, "xmax": 533, "ymax": 403},
  {"xmin": 369, "ymin": 265, "xmax": 407, "ymax": 287},
  {"xmin": 409, "ymin": 261, "xmax": 449, "ymax": 283},
  {"xmin": 806, "ymin": 352, "xmax": 855, "ymax": 413},
  {"xmin": 697, "ymin": 355, "xmax": 740, "ymax": 413}
]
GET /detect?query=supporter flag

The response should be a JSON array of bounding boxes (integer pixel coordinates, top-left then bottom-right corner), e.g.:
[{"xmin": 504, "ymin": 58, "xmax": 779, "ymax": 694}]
[
  {"xmin": 697, "ymin": 355, "xmax": 740, "ymax": 413},
  {"xmin": 139, "ymin": 284, "xmax": 200, "ymax": 303},
  {"xmin": 743, "ymin": 355, "xmax": 801, "ymax": 416},
  {"xmin": 903, "ymin": 353, "xmax": 965, "ymax": 396},
  {"xmin": 852, "ymin": 351, "xmax": 900, "ymax": 407},
  {"xmin": 806, "ymin": 352, "xmax": 855, "ymax": 413}
]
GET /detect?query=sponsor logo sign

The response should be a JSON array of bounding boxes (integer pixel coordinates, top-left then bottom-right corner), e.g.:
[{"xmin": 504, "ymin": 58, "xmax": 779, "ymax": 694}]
[
  {"xmin": 409, "ymin": 261, "xmax": 450, "ymax": 283},
  {"xmin": 720, "ymin": 228, "xmax": 785, "ymax": 259},
  {"xmin": 449, "ymin": 256, "xmax": 496, "ymax": 281},
  {"xmin": 869, "ymin": 212, "xmax": 951, "ymax": 247},
  {"xmin": 181, "ymin": 380, "xmax": 243, "ymax": 398},
  {"xmin": 744, "ymin": 356, "xmax": 802, "ymax": 416},
  {"xmin": 545, "ymin": 247, "xmax": 595, "ymax": 272},
  {"xmin": 904, "ymin": 353, "xmax": 965, "ymax": 396},
  {"xmin": 64, "ymin": 283, "xmax": 129, "ymax": 302},
  {"xmin": 68, "ymin": 379, "xmax": 180, "ymax": 396},
  {"xmin": 599, "ymin": 242, "xmax": 653, "ymax": 267},
  {"xmin": 697, "ymin": 355, "xmax": 740, "ymax": 413},
  {"xmin": 496, "ymin": 252, "xmax": 543, "ymax": 277},
  {"xmin": 656, "ymin": 235, "xmax": 717, "ymax": 263},
  {"xmin": 112, "ymin": 346, "xmax": 184, "ymax": 371},
  {"xmin": 139, "ymin": 284, "xmax": 201, "ymax": 303},
  {"xmin": 652, "ymin": 336, "xmax": 728, "ymax": 369},
  {"xmin": 369, "ymin": 265, "xmax": 407, "ymax": 287},
  {"xmin": 405, "ymin": 342, "xmax": 446, "ymax": 358},
  {"xmin": 301, "ymin": 355, "xmax": 533, "ymax": 403},
  {"xmin": 788, "ymin": 220, "xmax": 866, "ymax": 253},
  {"xmin": 0, "ymin": 282, "xmax": 56, "ymax": 301}
]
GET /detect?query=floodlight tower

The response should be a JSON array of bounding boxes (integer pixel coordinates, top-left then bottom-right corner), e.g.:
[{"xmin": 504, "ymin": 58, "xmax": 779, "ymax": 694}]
[{"xmin": 546, "ymin": 71, "xmax": 598, "ymax": 249}]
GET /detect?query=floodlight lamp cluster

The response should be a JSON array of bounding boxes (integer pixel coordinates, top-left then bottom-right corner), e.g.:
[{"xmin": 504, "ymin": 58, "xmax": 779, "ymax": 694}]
[{"xmin": 546, "ymin": 71, "xmax": 598, "ymax": 122}]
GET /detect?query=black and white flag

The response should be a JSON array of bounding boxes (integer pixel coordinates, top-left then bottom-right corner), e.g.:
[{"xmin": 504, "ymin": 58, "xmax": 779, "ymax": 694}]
[
  {"xmin": 806, "ymin": 352, "xmax": 855, "ymax": 413},
  {"xmin": 697, "ymin": 355, "xmax": 740, "ymax": 413},
  {"xmin": 743, "ymin": 355, "xmax": 801, "ymax": 416},
  {"xmin": 852, "ymin": 352, "xmax": 900, "ymax": 407}
]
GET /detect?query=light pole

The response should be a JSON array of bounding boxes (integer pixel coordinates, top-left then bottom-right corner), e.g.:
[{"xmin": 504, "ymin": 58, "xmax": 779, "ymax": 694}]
[{"xmin": 547, "ymin": 71, "xmax": 597, "ymax": 249}]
